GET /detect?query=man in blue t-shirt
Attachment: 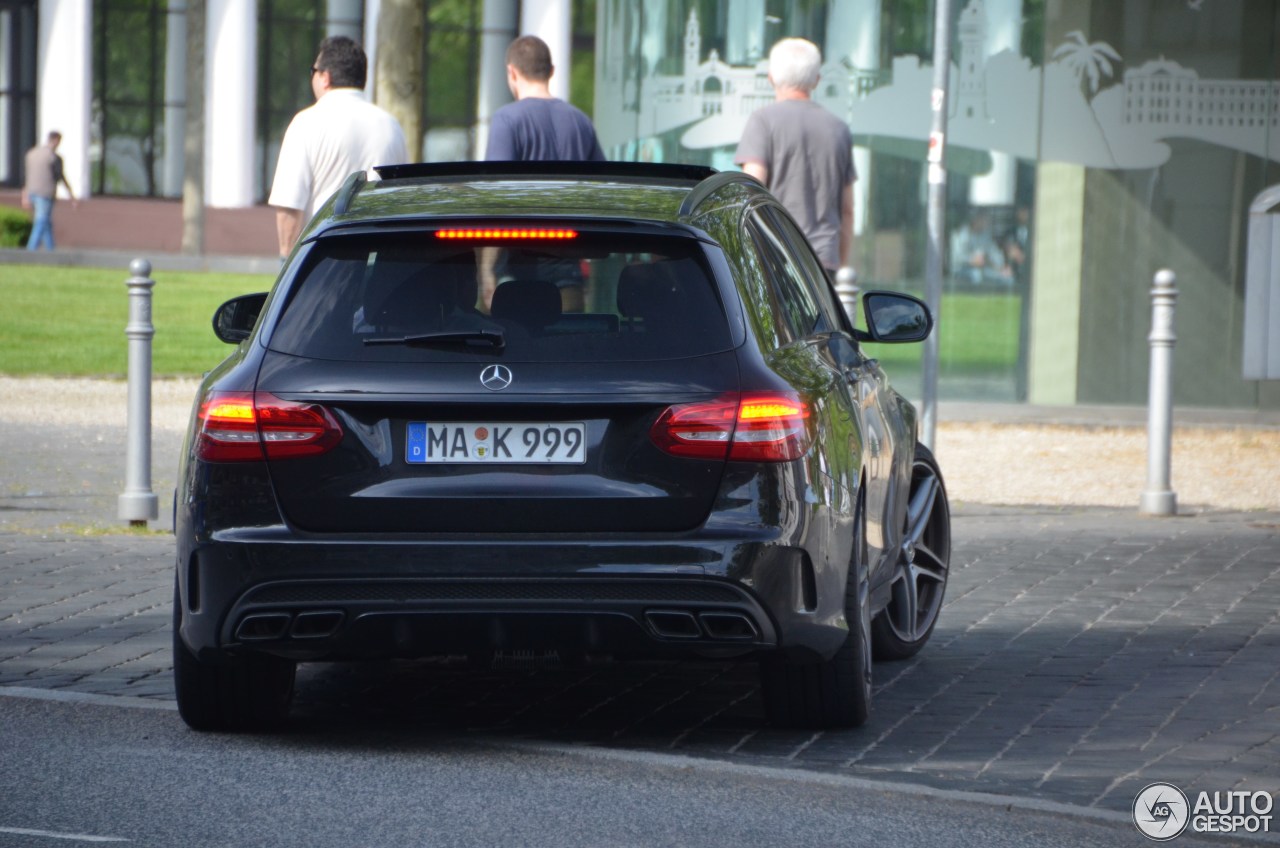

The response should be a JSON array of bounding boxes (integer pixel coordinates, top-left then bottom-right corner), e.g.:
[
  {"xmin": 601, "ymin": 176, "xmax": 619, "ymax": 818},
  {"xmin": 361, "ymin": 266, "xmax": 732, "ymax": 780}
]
[
  {"xmin": 482, "ymin": 36, "xmax": 605, "ymax": 311},
  {"xmin": 486, "ymin": 35, "xmax": 604, "ymax": 162}
]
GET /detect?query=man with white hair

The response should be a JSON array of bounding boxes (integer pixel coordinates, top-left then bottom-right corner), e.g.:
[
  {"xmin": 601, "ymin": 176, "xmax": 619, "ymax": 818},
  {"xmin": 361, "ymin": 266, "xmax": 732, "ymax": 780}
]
[{"xmin": 735, "ymin": 38, "xmax": 854, "ymax": 278}]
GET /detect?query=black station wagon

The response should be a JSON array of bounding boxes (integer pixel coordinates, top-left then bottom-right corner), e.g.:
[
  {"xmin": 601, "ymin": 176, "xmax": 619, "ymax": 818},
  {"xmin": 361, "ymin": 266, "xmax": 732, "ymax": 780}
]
[{"xmin": 173, "ymin": 161, "xmax": 951, "ymax": 731}]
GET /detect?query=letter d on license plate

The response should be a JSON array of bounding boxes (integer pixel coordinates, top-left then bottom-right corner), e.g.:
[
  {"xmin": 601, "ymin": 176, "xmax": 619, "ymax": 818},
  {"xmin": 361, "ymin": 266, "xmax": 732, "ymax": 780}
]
[{"xmin": 406, "ymin": 422, "xmax": 586, "ymax": 464}]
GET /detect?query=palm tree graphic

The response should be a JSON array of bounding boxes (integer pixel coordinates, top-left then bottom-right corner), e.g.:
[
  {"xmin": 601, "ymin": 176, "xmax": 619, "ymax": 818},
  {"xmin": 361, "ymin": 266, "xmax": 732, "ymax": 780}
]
[
  {"xmin": 1053, "ymin": 30, "xmax": 1122, "ymax": 99},
  {"xmin": 1051, "ymin": 30, "xmax": 1122, "ymax": 164}
]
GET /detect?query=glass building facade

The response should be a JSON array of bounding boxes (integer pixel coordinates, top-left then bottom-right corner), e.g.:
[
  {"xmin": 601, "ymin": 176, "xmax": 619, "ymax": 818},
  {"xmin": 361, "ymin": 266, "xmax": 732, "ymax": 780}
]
[
  {"xmin": 87, "ymin": 0, "xmax": 438, "ymax": 200},
  {"xmin": 0, "ymin": 0, "xmax": 37, "ymax": 187},
  {"xmin": 6, "ymin": 0, "xmax": 1277, "ymax": 409},
  {"xmin": 595, "ymin": 0, "xmax": 1280, "ymax": 410},
  {"xmin": 77, "ymin": 0, "xmax": 597, "ymax": 203}
]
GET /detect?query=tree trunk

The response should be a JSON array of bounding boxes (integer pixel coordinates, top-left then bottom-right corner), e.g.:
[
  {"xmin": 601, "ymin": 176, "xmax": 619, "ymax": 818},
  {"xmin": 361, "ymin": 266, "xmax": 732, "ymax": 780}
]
[
  {"xmin": 375, "ymin": 0, "xmax": 425, "ymax": 161},
  {"xmin": 181, "ymin": 0, "xmax": 206, "ymax": 255}
]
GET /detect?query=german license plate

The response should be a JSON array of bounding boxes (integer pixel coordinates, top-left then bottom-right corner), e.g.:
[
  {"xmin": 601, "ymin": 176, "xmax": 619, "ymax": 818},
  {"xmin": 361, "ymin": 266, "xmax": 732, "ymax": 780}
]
[{"xmin": 406, "ymin": 422, "xmax": 586, "ymax": 464}]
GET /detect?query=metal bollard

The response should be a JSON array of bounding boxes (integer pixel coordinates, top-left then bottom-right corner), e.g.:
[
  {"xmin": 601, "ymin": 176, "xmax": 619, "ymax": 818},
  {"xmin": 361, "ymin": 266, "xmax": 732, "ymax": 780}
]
[
  {"xmin": 118, "ymin": 258, "xmax": 159, "ymax": 527},
  {"xmin": 1139, "ymin": 269, "xmax": 1178, "ymax": 516},
  {"xmin": 835, "ymin": 266, "xmax": 860, "ymax": 322}
]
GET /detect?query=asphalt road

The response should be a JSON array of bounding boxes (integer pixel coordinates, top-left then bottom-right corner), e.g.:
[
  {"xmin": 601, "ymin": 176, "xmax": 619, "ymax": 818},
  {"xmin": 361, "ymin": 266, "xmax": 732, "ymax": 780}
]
[{"xmin": 1, "ymin": 693, "xmax": 1259, "ymax": 848}]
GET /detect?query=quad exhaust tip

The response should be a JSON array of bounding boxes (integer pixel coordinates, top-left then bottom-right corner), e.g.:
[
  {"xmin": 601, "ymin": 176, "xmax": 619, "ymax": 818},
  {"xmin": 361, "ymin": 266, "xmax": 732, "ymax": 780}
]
[
  {"xmin": 698, "ymin": 611, "xmax": 759, "ymax": 640},
  {"xmin": 234, "ymin": 613, "xmax": 292, "ymax": 641},
  {"xmin": 645, "ymin": 610, "xmax": 701, "ymax": 639},
  {"xmin": 290, "ymin": 610, "xmax": 345, "ymax": 639},
  {"xmin": 234, "ymin": 610, "xmax": 345, "ymax": 642},
  {"xmin": 645, "ymin": 609, "xmax": 759, "ymax": 641}
]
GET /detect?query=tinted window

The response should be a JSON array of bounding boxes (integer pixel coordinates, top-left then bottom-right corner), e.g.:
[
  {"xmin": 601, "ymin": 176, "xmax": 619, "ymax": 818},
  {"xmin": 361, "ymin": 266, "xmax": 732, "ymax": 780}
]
[
  {"xmin": 268, "ymin": 232, "xmax": 731, "ymax": 363},
  {"xmin": 760, "ymin": 207, "xmax": 847, "ymax": 334},
  {"xmin": 748, "ymin": 209, "xmax": 823, "ymax": 342}
]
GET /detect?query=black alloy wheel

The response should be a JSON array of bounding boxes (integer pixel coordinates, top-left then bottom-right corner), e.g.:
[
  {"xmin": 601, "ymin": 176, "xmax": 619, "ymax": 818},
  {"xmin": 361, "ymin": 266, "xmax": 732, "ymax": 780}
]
[
  {"xmin": 760, "ymin": 487, "xmax": 872, "ymax": 728},
  {"xmin": 872, "ymin": 443, "xmax": 951, "ymax": 661}
]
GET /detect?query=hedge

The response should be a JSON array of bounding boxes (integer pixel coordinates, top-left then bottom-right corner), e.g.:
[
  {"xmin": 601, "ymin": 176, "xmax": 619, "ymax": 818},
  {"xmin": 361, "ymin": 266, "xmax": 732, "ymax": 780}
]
[{"xmin": 0, "ymin": 204, "xmax": 32, "ymax": 248}]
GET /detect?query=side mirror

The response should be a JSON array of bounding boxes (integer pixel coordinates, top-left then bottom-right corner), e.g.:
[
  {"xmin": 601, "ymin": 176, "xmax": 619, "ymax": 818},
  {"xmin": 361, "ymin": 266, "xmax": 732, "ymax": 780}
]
[
  {"xmin": 860, "ymin": 291, "xmax": 933, "ymax": 343},
  {"xmin": 212, "ymin": 292, "xmax": 268, "ymax": 344}
]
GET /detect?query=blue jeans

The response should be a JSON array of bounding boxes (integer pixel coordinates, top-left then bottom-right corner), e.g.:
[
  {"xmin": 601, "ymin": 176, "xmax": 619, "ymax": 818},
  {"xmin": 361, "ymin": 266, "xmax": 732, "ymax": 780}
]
[{"xmin": 27, "ymin": 194, "xmax": 54, "ymax": 251}]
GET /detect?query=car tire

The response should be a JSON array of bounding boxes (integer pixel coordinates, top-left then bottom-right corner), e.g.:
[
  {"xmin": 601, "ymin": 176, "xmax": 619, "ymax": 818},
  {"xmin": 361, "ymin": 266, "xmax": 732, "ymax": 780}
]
[
  {"xmin": 871, "ymin": 443, "xmax": 951, "ymax": 661},
  {"xmin": 172, "ymin": 579, "xmax": 296, "ymax": 731},
  {"xmin": 760, "ymin": 488, "xmax": 872, "ymax": 729}
]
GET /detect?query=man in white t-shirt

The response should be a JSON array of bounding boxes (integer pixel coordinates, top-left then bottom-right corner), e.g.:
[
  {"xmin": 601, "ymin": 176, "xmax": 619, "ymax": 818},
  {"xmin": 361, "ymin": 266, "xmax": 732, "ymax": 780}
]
[{"xmin": 269, "ymin": 35, "xmax": 409, "ymax": 260}]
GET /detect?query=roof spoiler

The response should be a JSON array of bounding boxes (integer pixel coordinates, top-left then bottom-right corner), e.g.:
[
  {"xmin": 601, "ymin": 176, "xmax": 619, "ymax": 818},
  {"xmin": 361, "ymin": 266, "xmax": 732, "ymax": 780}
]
[
  {"xmin": 329, "ymin": 161, "xmax": 761, "ymax": 223},
  {"xmin": 372, "ymin": 161, "xmax": 718, "ymax": 183}
]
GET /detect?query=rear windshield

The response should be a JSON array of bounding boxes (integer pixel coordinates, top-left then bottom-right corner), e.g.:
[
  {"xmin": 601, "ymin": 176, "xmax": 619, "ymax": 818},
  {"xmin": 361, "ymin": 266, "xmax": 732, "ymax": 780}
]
[{"xmin": 267, "ymin": 230, "xmax": 733, "ymax": 362}]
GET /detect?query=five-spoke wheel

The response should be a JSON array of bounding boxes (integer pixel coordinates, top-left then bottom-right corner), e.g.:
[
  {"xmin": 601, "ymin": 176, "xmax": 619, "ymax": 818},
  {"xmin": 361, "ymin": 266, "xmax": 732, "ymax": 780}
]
[{"xmin": 872, "ymin": 443, "xmax": 951, "ymax": 660}]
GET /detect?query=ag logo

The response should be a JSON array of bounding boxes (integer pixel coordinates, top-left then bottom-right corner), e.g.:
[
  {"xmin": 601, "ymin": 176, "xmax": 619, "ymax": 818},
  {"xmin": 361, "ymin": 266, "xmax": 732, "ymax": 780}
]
[{"xmin": 1134, "ymin": 783, "xmax": 1190, "ymax": 841}]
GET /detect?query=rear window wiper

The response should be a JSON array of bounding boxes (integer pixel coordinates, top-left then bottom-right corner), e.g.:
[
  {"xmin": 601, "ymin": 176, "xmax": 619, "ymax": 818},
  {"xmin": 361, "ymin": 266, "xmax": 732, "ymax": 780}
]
[{"xmin": 363, "ymin": 329, "xmax": 505, "ymax": 350}]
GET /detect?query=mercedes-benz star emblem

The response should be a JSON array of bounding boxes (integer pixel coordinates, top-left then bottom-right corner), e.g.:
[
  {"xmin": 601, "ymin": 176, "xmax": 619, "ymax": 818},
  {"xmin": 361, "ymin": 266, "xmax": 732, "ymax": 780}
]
[{"xmin": 480, "ymin": 364, "xmax": 513, "ymax": 391}]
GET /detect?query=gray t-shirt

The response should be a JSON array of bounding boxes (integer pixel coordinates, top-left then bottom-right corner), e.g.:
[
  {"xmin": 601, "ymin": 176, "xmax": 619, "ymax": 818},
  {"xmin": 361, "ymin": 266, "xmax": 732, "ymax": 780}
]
[
  {"xmin": 734, "ymin": 99, "xmax": 855, "ymax": 270},
  {"xmin": 24, "ymin": 144, "xmax": 62, "ymax": 198},
  {"xmin": 485, "ymin": 98, "xmax": 605, "ymax": 162}
]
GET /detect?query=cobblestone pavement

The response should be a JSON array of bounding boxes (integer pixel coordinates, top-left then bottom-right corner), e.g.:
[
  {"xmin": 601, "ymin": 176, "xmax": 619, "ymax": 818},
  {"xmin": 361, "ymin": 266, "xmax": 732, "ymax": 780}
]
[{"xmin": 2, "ymin": 487, "xmax": 1278, "ymax": 817}]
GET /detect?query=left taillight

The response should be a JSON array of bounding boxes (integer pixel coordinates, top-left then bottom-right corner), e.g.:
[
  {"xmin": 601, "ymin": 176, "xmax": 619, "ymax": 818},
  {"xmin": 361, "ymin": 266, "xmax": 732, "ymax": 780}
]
[
  {"xmin": 196, "ymin": 391, "xmax": 343, "ymax": 462},
  {"xmin": 649, "ymin": 392, "xmax": 813, "ymax": 462}
]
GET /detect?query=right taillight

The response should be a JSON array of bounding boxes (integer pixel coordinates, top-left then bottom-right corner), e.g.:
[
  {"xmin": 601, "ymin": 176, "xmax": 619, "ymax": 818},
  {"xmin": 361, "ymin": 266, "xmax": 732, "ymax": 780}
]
[
  {"xmin": 650, "ymin": 392, "xmax": 812, "ymax": 462},
  {"xmin": 196, "ymin": 391, "xmax": 343, "ymax": 462}
]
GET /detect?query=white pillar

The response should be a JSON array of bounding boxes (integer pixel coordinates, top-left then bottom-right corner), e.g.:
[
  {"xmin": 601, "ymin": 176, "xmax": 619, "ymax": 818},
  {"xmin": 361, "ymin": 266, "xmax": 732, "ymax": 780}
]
[
  {"xmin": 326, "ymin": 0, "xmax": 362, "ymax": 39},
  {"xmin": 326, "ymin": 0, "xmax": 363, "ymax": 102},
  {"xmin": 475, "ymin": 0, "xmax": 519, "ymax": 157},
  {"xmin": 968, "ymin": 0, "xmax": 1019, "ymax": 207},
  {"xmin": 162, "ymin": 0, "xmax": 187, "ymax": 197},
  {"xmin": 827, "ymin": 0, "xmax": 877, "ymax": 69},
  {"xmin": 520, "ymin": 0, "xmax": 571, "ymax": 102},
  {"xmin": 0, "ymin": 12, "xmax": 12, "ymax": 183},
  {"xmin": 363, "ymin": 0, "xmax": 380, "ymax": 98},
  {"xmin": 726, "ymin": 0, "xmax": 764, "ymax": 64},
  {"xmin": 829, "ymin": 0, "xmax": 880, "ymax": 238},
  {"xmin": 205, "ymin": 0, "xmax": 256, "ymax": 207},
  {"xmin": 37, "ymin": 0, "xmax": 92, "ymax": 199}
]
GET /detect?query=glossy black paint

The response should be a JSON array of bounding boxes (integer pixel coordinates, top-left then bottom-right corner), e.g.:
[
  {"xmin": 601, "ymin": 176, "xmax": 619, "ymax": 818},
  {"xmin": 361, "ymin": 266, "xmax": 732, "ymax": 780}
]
[{"xmin": 174, "ymin": 166, "xmax": 936, "ymax": 681}]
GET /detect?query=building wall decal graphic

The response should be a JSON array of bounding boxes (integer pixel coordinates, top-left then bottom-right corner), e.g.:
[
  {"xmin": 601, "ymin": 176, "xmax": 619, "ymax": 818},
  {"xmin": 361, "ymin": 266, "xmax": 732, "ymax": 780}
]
[{"xmin": 596, "ymin": 0, "xmax": 1280, "ymax": 170}]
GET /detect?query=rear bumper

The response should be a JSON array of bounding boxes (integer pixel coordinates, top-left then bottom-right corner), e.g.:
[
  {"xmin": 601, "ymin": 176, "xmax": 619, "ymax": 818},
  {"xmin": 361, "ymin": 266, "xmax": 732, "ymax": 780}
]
[
  {"xmin": 176, "ymin": 531, "xmax": 848, "ymax": 662},
  {"xmin": 214, "ymin": 576, "xmax": 775, "ymax": 661}
]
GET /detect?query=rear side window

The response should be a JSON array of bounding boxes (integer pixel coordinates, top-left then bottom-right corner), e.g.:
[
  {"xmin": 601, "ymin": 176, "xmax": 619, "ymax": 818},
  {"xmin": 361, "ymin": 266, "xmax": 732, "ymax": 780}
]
[
  {"xmin": 747, "ymin": 209, "xmax": 825, "ymax": 343},
  {"xmin": 760, "ymin": 207, "xmax": 847, "ymax": 335},
  {"xmin": 267, "ymin": 231, "xmax": 732, "ymax": 362}
]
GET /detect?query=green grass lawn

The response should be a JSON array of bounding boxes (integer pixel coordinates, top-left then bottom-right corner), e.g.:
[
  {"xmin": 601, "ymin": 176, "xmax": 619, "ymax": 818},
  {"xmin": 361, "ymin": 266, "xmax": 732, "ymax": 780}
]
[
  {"xmin": 0, "ymin": 264, "xmax": 274, "ymax": 376},
  {"xmin": 0, "ymin": 263, "xmax": 1020, "ymax": 379}
]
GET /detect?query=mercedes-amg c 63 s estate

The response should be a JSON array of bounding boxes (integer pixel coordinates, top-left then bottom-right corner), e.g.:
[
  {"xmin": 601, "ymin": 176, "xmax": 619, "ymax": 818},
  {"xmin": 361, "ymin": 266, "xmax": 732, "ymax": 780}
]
[{"xmin": 173, "ymin": 161, "xmax": 951, "ymax": 731}]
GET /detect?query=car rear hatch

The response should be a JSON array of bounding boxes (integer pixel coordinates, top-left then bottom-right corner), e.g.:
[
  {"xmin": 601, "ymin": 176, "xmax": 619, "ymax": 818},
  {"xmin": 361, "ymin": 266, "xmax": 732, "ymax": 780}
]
[{"xmin": 250, "ymin": 225, "xmax": 743, "ymax": 535}]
